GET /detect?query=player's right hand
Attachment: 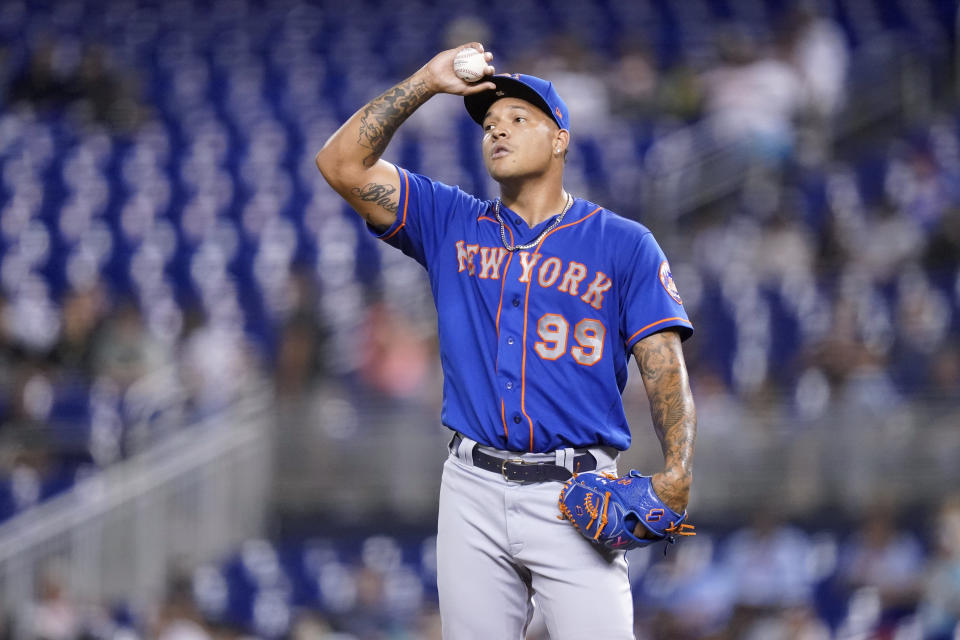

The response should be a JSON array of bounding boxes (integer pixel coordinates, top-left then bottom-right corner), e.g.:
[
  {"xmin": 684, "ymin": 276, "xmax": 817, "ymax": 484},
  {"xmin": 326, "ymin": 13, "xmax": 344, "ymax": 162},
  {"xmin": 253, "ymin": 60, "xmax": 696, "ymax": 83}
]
[
  {"xmin": 417, "ymin": 43, "xmax": 496, "ymax": 96},
  {"xmin": 650, "ymin": 469, "xmax": 691, "ymax": 515}
]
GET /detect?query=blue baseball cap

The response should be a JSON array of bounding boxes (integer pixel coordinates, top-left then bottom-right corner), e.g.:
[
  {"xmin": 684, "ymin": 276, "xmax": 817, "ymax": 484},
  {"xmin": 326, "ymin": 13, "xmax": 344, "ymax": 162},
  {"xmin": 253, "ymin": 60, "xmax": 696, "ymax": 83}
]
[{"xmin": 464, "ymin": 73, "xmax": 570, "ymax": 132}]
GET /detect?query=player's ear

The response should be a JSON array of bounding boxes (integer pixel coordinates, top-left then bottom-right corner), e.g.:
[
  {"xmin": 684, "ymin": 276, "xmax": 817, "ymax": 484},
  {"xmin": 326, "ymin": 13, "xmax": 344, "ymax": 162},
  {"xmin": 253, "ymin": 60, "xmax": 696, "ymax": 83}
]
[{"xmin": 554, "ymin": 129, "xmax": 570, "ymax": 160}]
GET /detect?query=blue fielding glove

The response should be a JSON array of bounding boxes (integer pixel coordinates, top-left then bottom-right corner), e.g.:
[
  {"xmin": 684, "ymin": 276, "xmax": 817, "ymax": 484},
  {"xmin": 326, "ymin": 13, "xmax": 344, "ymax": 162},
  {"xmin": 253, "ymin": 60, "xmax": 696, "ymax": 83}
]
[{"xmin": 558, "ymin": 470, "xmax": 695, "ymax": 551}]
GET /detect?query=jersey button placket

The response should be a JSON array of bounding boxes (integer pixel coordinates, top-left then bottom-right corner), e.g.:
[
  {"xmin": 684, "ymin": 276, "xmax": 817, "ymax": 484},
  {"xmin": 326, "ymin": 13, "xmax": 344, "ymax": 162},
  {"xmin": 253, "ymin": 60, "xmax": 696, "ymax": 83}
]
[{"xmin": 498, "ymin": 257, "xmax": 528, "ymax": 447}]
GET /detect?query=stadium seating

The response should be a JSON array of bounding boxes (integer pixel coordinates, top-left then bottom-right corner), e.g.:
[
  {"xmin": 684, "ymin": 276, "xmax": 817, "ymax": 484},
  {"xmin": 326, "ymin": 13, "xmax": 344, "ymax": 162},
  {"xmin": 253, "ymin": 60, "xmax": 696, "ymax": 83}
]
[{"xmin": 0, "ymin": 0, "xmax": 958, "ymax": 636}]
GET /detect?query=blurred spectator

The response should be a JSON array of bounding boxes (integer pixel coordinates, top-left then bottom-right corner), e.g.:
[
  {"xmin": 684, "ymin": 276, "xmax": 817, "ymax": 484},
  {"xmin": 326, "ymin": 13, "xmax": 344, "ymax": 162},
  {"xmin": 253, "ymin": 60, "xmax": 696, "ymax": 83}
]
[
  {"xmin": 529, "ymin": 33, "xmax": 611, "ymax": 136},
  {"xmin": 919, "ymin": 494, "xmax": 960, "ymax": 639},
  {"xmin": 849, "ymin": 205, "xmax": 925, "ymax": 285},
  {"xmin": 890, "ymin": 267, "xmax": 953, "ymax": 393},
  {"xmin": 417, "ymin": 609, "xmax": 442, "ymax": 640},
  {"xmin": 635, "ymin": 536, "xmax": 735, "ymax": 639},
  {"xmin": 2, "ymin": 278, "xmax": 62, "ymax": 360},
  {"xmin": 444, "ymin": 16, "xmax": 490, "ymax": 51},
  {"xmin": 777, "ymin": 5, "xmax": 847, "ymax": 166},
  {"xmin": 802, "ymin": 280, "xmax": 900, "ymax": 409},
  {"xmin": 288, "ymin": 611, "xmax": 339, "ymax": 639},
  {"xmin": 756, "ymin": 208, "xmax": 816, "ymax": 283},
  {"xmin": 608, "ymin": 41, "xmax": 660, "ymax": 121},
  {"xmin": 838, "ymin": 504, "xmax": 925, "ymax": 629},
  {"xmin": 928, "ymin": 341, "xmax": 960, "ymax": 398},
  {"xmin": 24, "ymin": 560, "xmax": 81, "ymax": 640},
  {"xmin": 178, "ymin": 308, "xmax": 258, "ymax": 415},
  {"xmin": 700, "ymin": 26, "xmax": 805, "ymax": 164},
  {"xmin": 273, "ymin": 268, "xmax": 327, "ymax": 398},
  {"xmin": 736, "ymin": 605, "xmax": 830, "ymax": 640},
  {"xmin": 90, "ymin": 301, "xmax": 169, "ymax": 390},
  {"xmin": 656, "ymin": 59, "xmax": 705, "ymax": 124},
  {"xmin": 357, "ymin": 301, "xmax": 433, "ymax": 402},
  {"xmin": 329, "ymin": 566, "xmax": 391, "ymax": 637},
  {"xmin": 66, "ymin": 44, "xmax": 145, "ymax": 135},
  {"xmin": 703, "ymin": 28, "xmax": 803, "ymax": 165},
  {"xmin": 8, "ymin": 38, "xmax": 75, "ymax": 113},
  {"xmin": 885, "ymin": 144, "xmax": 952, "ymax": 232},
  {"xmin": 0, "ymin": 294, "xmax": 13, "ymax": 404},
  {"xmin": 782, "ymin": 5, "xmax": 848, "ymax": 120},
  {"xmin": 274, "ymin": 311, "xmax": 324, "ymax": 398},
  {"xmin": 685, "ymin": 368, "xmax": 746, "ymax": 437},
  {"xmin": 9, "ymin": 39, "xmax": 145, "ymax": 134},
  {"xmin": 152, "ymin": 574, "xmax": 214, "ymax": 640},
  {"xmin": 0, "ymin": 443, "xmax": 44, "ymax": 519},
  {"xmin": 47, "ymin": 283, "xmax": 107, "ymax": 382},
  {"xmin": 722, "ymin": 510, "xmax": 817, "ymax": 634},
  {"xmin": 923, "ymin": 205, "xmax": 960, "ymax": 274}
]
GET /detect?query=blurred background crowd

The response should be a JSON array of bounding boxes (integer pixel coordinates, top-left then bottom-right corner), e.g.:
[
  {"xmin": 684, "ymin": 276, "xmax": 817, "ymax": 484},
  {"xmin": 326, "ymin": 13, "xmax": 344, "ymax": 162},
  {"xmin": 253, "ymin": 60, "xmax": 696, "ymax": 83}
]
[{"xmin": 0, "ymin": 0, "xmax": 958, "ymax": 638}]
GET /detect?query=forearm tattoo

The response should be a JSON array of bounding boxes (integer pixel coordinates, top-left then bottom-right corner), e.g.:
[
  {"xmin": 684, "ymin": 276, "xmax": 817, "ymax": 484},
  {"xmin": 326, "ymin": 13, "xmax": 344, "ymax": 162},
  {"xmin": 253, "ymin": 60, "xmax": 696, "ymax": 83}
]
[
  {"xmin": 357, "ymin": 78, "xmax": 430, "ymax": 167},
  {"xmin": 634, "ymin": 331, "xmax": 697, "ymax": 506},
  {"xmin": 351, "ymin": 182, "xmax": 399, "ymax": 214}
]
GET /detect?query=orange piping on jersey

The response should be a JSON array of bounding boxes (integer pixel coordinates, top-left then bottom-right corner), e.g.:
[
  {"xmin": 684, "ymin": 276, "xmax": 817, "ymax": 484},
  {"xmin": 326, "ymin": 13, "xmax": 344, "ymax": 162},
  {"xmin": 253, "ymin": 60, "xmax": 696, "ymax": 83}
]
[
  {"xmin": 478, "ymin": 210, "xmax": 511, "ymax": 319},
  {"xmin": 534, "ymin": 207, "xmax": 603, "ymax": 249},
  {"xmin": 520, "ymin": 206, "xmax": 603, "ymax": 452},
  {"xmin": 626, "ymin": 317, "xmax": 692, "ymax": 345},
  {"xmin": 500, "ymin": 398, "xmax": 508, "ymax": 439},
  {"xmin": 520, "ymin": 255, "xmax": 537, "ymax": 451},
  {"xmin": 382, "ymin": 168, "xmax": 410, "ymax": 241}
]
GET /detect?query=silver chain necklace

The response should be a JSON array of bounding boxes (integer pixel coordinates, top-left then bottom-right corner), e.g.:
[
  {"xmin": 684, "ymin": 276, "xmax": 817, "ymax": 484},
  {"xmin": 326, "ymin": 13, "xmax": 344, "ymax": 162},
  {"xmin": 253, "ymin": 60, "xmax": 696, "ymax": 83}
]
[{"xmin": 494, "ymin": 192, "xmax": 573, "ymax": 252}]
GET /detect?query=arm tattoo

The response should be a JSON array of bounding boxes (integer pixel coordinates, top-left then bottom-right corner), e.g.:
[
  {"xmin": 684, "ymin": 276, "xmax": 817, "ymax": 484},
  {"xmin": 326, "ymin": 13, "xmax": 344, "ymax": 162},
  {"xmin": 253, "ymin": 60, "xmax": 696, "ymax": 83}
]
[
  {"xmin": 634, "ymin": 331, "xmax": 697, "ymax": 508},
  {"xmin": 357, "ymin": 78, "xmax": 430, "ymax": 167},
  {"xmin": 351, "ymin": 182, "xmax": 399, "ymax": 214}
]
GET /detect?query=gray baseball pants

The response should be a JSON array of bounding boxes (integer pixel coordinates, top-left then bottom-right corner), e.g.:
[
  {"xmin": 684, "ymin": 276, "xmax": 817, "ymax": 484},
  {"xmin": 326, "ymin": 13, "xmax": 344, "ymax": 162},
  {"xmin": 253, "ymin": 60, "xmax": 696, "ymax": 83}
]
[{"xmin": 436, "ymin": 434, "xmax": 635, "ymax": 639}]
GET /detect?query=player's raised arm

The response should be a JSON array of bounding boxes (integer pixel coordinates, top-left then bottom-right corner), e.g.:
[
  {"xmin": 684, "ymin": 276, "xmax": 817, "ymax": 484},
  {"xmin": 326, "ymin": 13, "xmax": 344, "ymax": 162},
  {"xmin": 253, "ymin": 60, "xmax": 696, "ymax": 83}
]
[
  {"xmin": 314, "ymin": 43, "xmax": 496, "ymax": 231},
  {"xmin": 632, "ymin": 329, "xmax": 697, "ymax": 514}
]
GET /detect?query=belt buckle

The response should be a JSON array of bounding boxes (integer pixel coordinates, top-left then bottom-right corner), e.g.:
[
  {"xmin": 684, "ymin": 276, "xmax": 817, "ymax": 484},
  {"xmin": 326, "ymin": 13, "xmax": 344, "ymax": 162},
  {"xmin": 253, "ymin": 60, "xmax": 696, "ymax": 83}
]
[{"xmin": 501, "ymin": 458, "xmax": 530, "ymax": 482}]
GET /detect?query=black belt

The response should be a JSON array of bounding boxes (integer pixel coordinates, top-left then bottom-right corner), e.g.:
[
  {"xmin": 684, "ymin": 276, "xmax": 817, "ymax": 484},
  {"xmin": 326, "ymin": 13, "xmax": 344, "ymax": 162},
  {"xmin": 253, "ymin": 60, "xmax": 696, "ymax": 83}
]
[{"xmin": 452, "ymin": 434, "xmax": 597, "ymax": 483}]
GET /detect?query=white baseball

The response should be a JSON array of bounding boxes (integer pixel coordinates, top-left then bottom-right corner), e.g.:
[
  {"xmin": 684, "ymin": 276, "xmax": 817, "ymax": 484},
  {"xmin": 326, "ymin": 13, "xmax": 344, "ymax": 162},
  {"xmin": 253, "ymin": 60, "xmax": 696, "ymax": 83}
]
[{"xmin": 453, "ymin": 47, "xmax": 487, "ymax": 83}]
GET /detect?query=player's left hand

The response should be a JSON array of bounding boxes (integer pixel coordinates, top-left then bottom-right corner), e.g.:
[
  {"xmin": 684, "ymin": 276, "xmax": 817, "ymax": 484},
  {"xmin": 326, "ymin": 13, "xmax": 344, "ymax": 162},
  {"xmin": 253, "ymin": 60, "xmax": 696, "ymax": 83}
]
[
  {"xmin": 558, "ymin": 470, "xmax": 695, "ymax": 551},
  {"xmin": 640, "ymin": 471, "xmax": 690, "ymax": 539},
  {"xmin": 650, "ymin": 470, "xmax": 690, "ymax": 513}
]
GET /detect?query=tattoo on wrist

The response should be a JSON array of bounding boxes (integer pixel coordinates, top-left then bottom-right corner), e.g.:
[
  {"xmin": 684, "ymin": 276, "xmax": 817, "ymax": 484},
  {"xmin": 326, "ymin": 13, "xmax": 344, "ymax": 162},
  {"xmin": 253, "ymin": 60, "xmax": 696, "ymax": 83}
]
[
  {"xmin": 352, "ymin": 182, "xmax": 399, "ymax": 214},
  {"xmin": 357, "ymin": 79, "xmax": 429, "ymax": 167},
  {"xmin": 635, "ymin": 332, "xmax": 697, "ymax": 507}
]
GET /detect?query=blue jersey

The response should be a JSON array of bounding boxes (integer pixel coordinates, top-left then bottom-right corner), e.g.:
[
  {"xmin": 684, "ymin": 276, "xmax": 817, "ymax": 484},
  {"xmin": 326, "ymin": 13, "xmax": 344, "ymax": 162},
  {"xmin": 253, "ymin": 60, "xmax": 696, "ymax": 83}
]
[{"xmin": 370, "ymin": 166, "xmax": 693, "ymax": 453}]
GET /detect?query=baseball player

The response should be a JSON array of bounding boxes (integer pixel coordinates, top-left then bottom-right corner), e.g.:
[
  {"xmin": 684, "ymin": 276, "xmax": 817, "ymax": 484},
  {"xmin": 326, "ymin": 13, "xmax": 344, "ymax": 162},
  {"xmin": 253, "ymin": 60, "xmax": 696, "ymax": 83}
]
[{"xmin": 315, "ymin": 43, "xmax": 697, "ymax": 639}]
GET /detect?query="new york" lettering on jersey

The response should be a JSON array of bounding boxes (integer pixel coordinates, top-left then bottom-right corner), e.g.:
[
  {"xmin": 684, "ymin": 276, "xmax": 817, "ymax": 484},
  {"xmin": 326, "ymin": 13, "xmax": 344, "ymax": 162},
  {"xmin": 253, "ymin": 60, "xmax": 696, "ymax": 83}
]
[{"xmin": 455, "ymin": 241, "xmax": 612, "ymax": 310}]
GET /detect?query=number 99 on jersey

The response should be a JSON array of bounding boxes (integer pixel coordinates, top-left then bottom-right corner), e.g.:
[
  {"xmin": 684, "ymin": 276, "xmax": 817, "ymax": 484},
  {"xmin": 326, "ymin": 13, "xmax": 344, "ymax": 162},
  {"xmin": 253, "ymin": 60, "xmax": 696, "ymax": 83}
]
[{"xmin": 533, "ymin": 314, "xmax": 605, "ymax": 366}]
